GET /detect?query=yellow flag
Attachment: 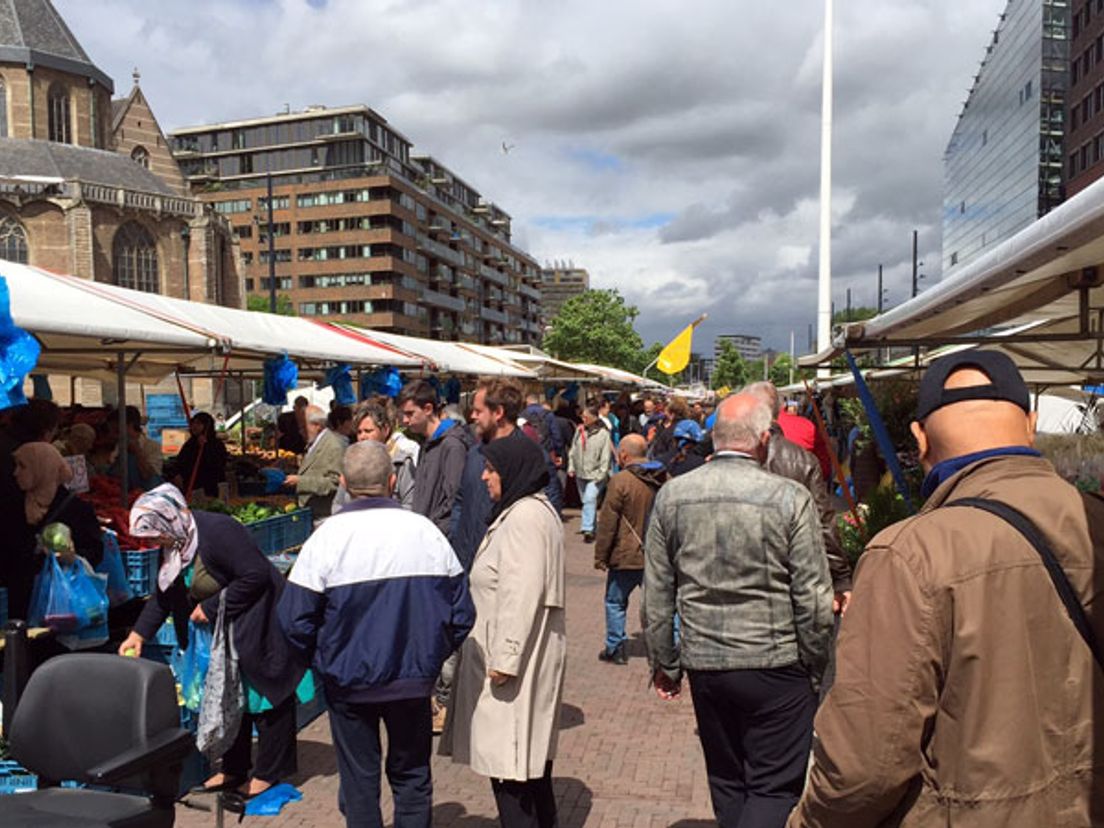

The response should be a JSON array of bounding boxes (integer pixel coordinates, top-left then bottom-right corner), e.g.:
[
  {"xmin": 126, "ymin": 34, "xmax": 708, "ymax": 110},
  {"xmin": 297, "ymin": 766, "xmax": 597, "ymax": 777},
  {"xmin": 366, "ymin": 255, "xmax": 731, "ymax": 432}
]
[{"xmin": 656, "ymin": 323, "xmax": 694, "ymax": 375}]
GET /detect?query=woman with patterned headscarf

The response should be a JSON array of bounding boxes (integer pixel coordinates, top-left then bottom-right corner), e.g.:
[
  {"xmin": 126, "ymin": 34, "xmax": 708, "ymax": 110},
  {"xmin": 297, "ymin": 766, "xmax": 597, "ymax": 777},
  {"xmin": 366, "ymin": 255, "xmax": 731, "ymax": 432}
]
[{"xmin": 117, "ymin": 483, "xmax": 311, "ymax": 799}]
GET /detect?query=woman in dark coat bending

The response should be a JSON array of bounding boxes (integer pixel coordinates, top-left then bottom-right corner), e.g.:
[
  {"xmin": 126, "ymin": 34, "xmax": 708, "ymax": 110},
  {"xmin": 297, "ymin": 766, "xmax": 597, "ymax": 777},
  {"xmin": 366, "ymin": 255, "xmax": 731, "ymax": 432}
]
[{"xmin": 117, "ymin": 484, "xmax": 310, "ymax": 798}]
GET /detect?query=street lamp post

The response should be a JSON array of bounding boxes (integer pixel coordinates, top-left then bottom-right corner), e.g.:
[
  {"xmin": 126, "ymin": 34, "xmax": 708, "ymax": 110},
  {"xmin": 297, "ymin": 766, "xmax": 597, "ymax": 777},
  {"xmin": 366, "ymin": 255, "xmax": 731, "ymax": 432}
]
[
  {"xmin": 266, "ymin": 171, "xmax": 277, "ymax": 313},
  {"xmin": 180, "ymin": 224, "xmax": 191, "ymax": 300}
]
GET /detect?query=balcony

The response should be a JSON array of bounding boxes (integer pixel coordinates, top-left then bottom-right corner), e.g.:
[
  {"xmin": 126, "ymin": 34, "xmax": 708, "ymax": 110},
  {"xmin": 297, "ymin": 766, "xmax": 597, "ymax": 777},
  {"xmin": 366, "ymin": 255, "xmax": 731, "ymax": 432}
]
[
  {"xmin": 519, "ymin": 282, "xmax": 541, "ymax": 300},
  {"xmin": 480, "ymin": 264, "xmax": 509, "ymax": 286},
  {"xmin": 481, "ymin": 306, "xmax": 509, "ymax": 324},
  {"xmin": 422, "ymin": 289, "xmax": 466, "ymax": 313}
]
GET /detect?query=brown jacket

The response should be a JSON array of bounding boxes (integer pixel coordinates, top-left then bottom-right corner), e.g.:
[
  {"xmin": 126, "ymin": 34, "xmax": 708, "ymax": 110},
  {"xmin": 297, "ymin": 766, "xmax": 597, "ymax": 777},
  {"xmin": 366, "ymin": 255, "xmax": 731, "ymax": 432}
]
[
  {"xmin": 789, "ymin": 455, "xmax": 1104, "ymax": 828},
  {"xmin": 766, "ymin": 426, "xmax": 852, "ymax": 591},
  {"xmin": 594, "ymin": 461, "xmax": 667, "ymax": 571}
]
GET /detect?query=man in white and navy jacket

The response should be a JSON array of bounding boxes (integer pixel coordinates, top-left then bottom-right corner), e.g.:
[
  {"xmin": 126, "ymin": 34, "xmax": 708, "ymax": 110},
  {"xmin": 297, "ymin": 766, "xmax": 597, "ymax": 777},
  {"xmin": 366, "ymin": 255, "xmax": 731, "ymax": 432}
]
[{"xmin": 278, "ymin": 440, "xmax": 474, "ymax": 828}]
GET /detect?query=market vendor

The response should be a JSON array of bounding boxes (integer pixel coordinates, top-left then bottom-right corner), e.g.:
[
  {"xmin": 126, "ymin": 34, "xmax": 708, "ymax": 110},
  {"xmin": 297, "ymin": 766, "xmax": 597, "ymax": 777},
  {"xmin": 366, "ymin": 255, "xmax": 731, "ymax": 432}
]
[
  {"xmin": 109, "ymin": 407, "xmax": 162, "ymax": 491},
  {"xmin": 284, "ymin": 405, "xmax": 344, "ymax": 518},
  {"xmin": 118, "ymin": 483, "xmax": 312, "ymax": 800},
  {"xmin": 53, "ymin": 422, "xmax": 96, "ymax": 459},
  {"xmin": 172, "ymin": 412, "xmax": 228, "ymax": 498}
]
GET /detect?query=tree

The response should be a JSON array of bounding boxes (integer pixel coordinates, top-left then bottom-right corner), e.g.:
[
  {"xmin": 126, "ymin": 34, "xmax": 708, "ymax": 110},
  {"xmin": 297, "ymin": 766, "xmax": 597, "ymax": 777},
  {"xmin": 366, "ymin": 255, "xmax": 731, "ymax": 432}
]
[
  {"xmin": 832, "ymin": 305, "xmax": 878, "ymax": 325},
  {"xmin": 711, "ymin": 340, "xmax": 750, "ymax": 391},
  {"xmin": 247, "ymin": 293, "xmax": 295, "ymax": 316},
  {"xmin": 542, "ymin": 289, "xmax": 647, "ymax": 372}
]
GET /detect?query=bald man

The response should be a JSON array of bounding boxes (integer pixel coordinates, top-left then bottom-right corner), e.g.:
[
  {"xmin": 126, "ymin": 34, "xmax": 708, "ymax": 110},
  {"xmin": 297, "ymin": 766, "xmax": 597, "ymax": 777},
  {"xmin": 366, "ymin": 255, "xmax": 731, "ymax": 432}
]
[
  {"xmin": 594, "ymin": 433, "xmax": 667, "ymax": 664},
  {"xmin": 645, "ymin": 393, "xmax": 832, "ymax": 828},
  {"xmin": 790, "ymin": 351, "xmax": 1104, "ymax": 828}
]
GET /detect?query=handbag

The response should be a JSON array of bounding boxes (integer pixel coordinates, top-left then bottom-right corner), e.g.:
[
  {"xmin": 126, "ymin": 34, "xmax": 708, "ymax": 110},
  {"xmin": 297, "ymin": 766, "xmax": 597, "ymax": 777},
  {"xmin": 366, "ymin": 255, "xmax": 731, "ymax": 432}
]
[
  {"xmin": 947, "ymin": 497, "xmax": 1104, "ymax": 669},
  {"xmin": 196, "ymin": 590, "xmax": 244, "ymax": 760}
]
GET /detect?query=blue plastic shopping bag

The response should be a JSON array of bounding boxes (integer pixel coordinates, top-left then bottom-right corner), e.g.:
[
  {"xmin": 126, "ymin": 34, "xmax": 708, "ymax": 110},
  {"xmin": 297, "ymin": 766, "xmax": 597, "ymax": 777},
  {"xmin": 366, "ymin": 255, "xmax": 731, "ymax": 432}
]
[
  {"xmin": 176, "ymin": 621, "xmax": 213, "ymax": 712},
  {"xmin": 28, "ymin": 554, "xmax": 108, "ymax": 648},
  {"xmin": 58, "ymin": 564, "xmax": 109, "ymax": 650},
  {"xmin": 95, "ymin": 530, "xmax": 134, "ymax": 607}
]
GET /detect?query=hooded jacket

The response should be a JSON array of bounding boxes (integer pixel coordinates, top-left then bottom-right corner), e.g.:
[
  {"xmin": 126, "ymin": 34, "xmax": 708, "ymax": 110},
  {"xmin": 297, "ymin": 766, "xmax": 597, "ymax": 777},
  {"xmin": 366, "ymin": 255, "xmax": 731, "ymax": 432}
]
[
  {"xmin": 411, "ymin": 419, "xmax": 474, "ymax": 536},
  {"xmin": 594, "ymin": 461, "xmax": 667, "ymax": 571},
  {"xmin": 789, "ymin": 455, "xmax": 1104, "ymax": 828}
]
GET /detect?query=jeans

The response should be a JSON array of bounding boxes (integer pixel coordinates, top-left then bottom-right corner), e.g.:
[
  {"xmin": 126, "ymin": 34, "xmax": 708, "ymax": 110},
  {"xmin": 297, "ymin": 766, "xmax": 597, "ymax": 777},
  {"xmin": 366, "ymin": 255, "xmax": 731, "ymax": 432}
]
[
  {"xmin": 327, "ymin": 694, "xmax": 433, "ymax": 828},
  {"xmin": 577, "ymin": 478, "xmax": 603, "ymax": 532},
  {"xmin": 687, "ymin": 666, "xmax": 816, "ymax": 828},
  {"xmin": 604, "ymin": 569, "xmax": 643, "ymax": 653}
]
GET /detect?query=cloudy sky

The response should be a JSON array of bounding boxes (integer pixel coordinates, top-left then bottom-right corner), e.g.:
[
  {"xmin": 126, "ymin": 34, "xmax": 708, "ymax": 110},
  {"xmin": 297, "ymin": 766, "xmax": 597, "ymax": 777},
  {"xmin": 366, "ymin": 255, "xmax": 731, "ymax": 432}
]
[{"xmin": 58, "ymin": 0, "xmax": 1007, "ymax": 355}]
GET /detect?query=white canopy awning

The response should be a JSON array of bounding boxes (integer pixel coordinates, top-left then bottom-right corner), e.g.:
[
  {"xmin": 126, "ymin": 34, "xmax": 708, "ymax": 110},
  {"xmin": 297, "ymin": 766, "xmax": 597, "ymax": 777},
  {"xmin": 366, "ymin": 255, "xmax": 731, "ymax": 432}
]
[
  {"xmin": 571, "ymin": 362, "xmax": 667, "ymax": 389},
  {"xmin": 464, "ymin": 344, "xmax": 605, "ymax": 382},
  {"xmin": 3, "ymin": 261, "xmax": 220, "ymax": 381},
  {"xmin": 801, "ymin": 173, "xmax": 1104, "ymax": 382},
  {"xmin": 334, "ymin": 326, "xmax": 537, "ymax": 378}
]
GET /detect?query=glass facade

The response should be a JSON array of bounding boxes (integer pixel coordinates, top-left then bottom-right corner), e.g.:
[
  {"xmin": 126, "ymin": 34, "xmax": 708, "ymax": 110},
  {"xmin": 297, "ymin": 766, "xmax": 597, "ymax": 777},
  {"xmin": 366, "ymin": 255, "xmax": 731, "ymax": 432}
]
[{"xmin": 943, "ymin": 0, "xmax": 1070, "ymax": 274}]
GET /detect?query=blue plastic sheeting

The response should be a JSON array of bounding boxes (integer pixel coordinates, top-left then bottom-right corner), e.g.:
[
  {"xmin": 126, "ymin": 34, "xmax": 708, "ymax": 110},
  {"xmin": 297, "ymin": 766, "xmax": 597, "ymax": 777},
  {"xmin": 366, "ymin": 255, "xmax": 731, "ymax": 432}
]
[
  {"xmin": 0, "ymin": 275, "xmax": 40, "ymax": 410},
  {"xmin": 263, "ymin": 355, "xmax": 299, "ymax": 405},
  {"xmin": 845, "ymin": 351, "xmax": 915, "ymax": 513}
]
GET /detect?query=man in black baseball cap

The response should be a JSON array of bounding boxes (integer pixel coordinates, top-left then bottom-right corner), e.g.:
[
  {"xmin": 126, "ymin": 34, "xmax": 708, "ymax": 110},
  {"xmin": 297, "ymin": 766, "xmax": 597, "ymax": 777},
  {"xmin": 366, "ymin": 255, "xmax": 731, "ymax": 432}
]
[{"xmin": 791, "ymin": 349, "xmax": 1103, "ymax": 827}]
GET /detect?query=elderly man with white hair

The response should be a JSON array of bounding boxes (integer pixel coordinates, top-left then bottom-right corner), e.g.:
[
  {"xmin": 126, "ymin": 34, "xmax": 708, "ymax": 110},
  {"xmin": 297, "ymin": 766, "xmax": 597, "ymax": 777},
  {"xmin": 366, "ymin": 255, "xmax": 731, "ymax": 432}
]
[
  {"xmin": 643, "ymin": 392, "xmax": 833, "ymax": 828},
  {"xmin": 284, "ymin": 404, "xmax": 346, "ymax": 518}
]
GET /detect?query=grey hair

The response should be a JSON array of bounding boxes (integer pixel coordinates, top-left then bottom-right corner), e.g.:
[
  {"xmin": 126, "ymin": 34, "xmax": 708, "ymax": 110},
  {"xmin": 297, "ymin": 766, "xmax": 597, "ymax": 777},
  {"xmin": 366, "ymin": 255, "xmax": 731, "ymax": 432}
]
[
  {"xmin": 342, "ymin": 441, "xmax": 392, "ymax": 496},
  {"xmin": 742, "ymin": 381, "xmax": 781, "ymax": 419},
  {"xmin": 305, "ymin": 405, "xmax": 328, "ymax": 425},
  {"xmin": 713, "ymin": 397, "xmax": 773, "ymax": 452}
]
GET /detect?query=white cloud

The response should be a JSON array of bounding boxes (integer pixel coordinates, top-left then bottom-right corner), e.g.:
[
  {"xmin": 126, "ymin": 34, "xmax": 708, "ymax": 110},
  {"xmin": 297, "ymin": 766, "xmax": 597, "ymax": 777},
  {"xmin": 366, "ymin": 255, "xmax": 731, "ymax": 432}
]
[{"xmin": 56, "ymin": 0, "xmax": 1009, "ymax": 351}]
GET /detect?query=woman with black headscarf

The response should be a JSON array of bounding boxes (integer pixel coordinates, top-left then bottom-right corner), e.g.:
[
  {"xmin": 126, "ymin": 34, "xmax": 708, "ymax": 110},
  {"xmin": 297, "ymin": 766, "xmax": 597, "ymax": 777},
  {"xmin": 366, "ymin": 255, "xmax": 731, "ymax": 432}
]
[{"xmin": 440, "ymin": 434, "xmax": 566, "ymax": 828}]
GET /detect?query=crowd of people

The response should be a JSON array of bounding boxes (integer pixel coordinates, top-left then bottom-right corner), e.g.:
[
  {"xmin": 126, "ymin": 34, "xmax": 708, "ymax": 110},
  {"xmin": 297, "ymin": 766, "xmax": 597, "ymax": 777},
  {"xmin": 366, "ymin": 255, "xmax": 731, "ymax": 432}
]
[{"xmin": 3, "ymin": 351, "xmax": 1101, "ymax": 828}]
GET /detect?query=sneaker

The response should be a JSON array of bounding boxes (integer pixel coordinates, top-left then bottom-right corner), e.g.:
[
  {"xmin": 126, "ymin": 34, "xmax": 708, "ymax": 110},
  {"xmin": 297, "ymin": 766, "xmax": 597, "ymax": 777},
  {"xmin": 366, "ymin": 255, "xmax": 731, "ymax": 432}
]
[{"xmin": 431, "ymin": 700, "xmax": 447, "ymax": 735}]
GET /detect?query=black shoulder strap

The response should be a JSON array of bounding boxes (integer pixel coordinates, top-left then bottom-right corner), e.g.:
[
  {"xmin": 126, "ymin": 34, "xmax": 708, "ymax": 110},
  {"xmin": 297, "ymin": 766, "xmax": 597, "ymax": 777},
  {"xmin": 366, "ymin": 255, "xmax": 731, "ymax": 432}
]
[{"xmin": 946, "ymin": 497, "xmax": 1104, "ymax": 670}]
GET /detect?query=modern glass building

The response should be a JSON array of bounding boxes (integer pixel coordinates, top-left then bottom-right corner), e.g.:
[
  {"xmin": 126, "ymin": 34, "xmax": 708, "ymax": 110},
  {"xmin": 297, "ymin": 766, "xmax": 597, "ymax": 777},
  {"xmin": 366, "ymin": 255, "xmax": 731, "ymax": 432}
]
[{"xmin": 943, "ymin": 0, "xmax": 1069, "ymax": 275}]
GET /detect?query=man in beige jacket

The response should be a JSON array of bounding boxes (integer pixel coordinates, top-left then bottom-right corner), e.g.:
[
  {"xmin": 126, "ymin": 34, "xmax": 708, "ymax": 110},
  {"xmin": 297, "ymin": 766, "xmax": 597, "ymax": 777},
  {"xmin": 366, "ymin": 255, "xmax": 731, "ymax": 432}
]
[{"xmin": 789, "ymin": 350, "xmax": 1104, "ymax": 827}]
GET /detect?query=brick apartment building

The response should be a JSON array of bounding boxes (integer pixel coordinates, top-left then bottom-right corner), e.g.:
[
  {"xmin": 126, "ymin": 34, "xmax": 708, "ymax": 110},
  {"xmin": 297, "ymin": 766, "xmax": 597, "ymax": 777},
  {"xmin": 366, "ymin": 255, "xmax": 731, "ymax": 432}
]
[
  {"xmin": 170, "ymin": 106, "xmax": 543, "ymax": 344},
  {"xmin": 539, "ymin": 263, "xmax": 589, "ymax": 325},
  {"xmin": 1068, "ymin": 0, "xmax": 1104, "ymax": 195}
]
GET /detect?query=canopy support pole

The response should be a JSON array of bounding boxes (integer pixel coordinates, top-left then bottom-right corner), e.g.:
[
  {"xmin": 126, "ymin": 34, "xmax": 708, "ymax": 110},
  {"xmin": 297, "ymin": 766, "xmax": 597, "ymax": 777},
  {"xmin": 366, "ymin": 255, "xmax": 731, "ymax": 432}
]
[
  {"xmin": 239, "ymin": 375, "xmax": 247, "ymax": 455},
  {"xmin": 802, "ymin": 378, "xmax": 863, "ymax": 533},
  {"xmin": 845, "ymin": 350, "xmax": 914, "ymax": 512},
  {"xmin": 117, "ymin": 352, "xmax": 128, "ymax": 507}
]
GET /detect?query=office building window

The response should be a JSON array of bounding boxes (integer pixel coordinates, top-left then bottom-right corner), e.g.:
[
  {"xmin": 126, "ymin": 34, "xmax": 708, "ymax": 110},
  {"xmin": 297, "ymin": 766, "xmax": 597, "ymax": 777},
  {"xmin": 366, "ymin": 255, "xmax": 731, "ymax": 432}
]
[
  {"xmin": 48, "ymin": 84, "xmax": 71, "ymax": 143},
  {"xmin": 113, "ymin": 222, "xmax": 159, "ymax": 293},
  {"xmin": 0, "ymin": 215, "xmax": 28, "ymax": 263}
]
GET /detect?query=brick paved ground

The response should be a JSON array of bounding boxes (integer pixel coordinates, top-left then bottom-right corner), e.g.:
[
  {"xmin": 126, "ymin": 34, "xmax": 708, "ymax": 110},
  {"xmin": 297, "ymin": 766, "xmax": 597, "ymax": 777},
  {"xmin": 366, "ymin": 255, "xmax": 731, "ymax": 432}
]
[{"xmin": 175, "ymin": 509, "xmax": 714, "ymax": 827}]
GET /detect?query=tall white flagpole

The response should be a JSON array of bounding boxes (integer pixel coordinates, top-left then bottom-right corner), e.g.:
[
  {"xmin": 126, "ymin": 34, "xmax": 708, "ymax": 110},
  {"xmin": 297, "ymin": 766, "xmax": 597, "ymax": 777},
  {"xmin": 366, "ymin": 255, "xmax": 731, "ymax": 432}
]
[{"xmin": 817, "ymin": 0, "xmax": 834, "ymax": 368}]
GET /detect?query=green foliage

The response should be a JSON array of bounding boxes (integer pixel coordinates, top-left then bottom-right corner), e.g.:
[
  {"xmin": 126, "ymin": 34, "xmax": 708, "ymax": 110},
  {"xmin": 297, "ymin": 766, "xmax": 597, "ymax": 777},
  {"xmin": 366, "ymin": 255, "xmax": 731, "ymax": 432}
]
[
  {"xmin": 711, "ymin": 340, "xmax": 750, "ymax": 390},
  {"xmin": 247, "ymin": 293, "xmax": 296, "ymax": 316},
  {"xmin": 837, "ymin": 483, "xmax": 916, "ymax": 564},
  {"xmin": 542, "ymin": 289, "xmax": 648, "ymax": 372},
  {"xmin": 832, "ymin": 305, "xmax": 879, "ymax": 324}
]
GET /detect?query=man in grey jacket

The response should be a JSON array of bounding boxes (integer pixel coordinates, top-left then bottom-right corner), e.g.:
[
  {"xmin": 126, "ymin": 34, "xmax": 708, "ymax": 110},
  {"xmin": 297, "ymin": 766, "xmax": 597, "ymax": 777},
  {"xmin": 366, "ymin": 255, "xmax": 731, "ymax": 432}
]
[
  {"xmin": 399, "ymin": 380, "xmax": 472, "ymax": 536},
  {"xmin": 644, "ymin": 392, "xmax": 833, "ymax": 828}
]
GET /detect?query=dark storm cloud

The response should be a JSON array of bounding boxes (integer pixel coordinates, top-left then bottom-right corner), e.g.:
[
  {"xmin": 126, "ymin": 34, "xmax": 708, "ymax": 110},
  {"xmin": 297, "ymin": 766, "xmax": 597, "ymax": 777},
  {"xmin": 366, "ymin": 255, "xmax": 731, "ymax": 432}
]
[{"xmin": 56, "ymin": 0, "xmax": 1009, "ymax": 351}]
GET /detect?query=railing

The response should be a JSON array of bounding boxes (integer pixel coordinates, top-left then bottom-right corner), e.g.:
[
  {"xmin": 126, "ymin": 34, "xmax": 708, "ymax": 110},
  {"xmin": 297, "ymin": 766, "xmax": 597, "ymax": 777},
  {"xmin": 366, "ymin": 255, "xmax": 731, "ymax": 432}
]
[
  {"xmin": 78, "ymin": 182, "xmax": 201, "ymax": 217},
  {"xmin": 422, "ymin": 289, "xmax": 466, "ymax": 312},
  {"xmin": 480, "ymin": 306, "xmax": 508, "ymax": 324}
]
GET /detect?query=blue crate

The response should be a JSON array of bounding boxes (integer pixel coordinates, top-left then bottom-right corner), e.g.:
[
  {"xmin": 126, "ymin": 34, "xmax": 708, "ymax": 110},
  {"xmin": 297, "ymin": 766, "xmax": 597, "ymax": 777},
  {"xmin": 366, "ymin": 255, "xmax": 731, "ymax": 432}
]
[
  {"xmin": 0, "ymin": 761, "xmax": 37, "ymax": 795},
  {"xmin": 246, "ymin": 509, "xmax": 312, "ymax": 556},
  {"xmin": 124, "ymin": 549, "xmax": 160, "ymax": 598},
  {"xmin": 0, "ymin": 587, "xmax": 7, "ymax": 628},
  {"xmin": 145, "ymin": 394, "xmax": 187, "ymax": 420}
]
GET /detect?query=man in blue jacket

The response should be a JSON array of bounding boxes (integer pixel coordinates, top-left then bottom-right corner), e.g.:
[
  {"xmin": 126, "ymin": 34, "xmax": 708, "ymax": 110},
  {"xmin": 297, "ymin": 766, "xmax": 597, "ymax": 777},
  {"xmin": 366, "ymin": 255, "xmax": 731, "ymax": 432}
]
[{"xmin": 278, "ymin": 440, "xmax": 474, "ymax": 828}]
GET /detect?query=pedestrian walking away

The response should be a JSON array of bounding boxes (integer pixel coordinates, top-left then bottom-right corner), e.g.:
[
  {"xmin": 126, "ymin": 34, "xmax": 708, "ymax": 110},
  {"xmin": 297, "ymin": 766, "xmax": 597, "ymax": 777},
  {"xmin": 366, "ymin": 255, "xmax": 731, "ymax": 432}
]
[
  {"xmin": 644, "ymin": 392, "xmax": 833, "ymax": 828},
  {"xmin": 594, "ymin": 433, "xmax": 666, "ymax": 665},
  {"xmin": 278, "ymin": 441, "xmax": 474, "ymax": 828},
  {"xmin": 789, "ymin": 351, "xmax": 1104, "ymax": 828}
]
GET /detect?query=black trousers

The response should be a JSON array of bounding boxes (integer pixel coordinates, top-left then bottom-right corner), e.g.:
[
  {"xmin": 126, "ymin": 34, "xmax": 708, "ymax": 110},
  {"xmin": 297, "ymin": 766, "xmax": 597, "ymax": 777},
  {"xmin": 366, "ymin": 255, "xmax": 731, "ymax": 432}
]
[
  {"xmin": 327, "ymin": 695, "xmax": 432, "ymax": 828},
  {"xmin": 221, "ymin": 695, "xmax": 298, "ymax": 783},
  {"xmin": 688, "ymin": 666, "xmax": 816, "ymax": 828},
  {"xmin": 490, "ymin": 761, "xmax": 557, "ymax": 828}
]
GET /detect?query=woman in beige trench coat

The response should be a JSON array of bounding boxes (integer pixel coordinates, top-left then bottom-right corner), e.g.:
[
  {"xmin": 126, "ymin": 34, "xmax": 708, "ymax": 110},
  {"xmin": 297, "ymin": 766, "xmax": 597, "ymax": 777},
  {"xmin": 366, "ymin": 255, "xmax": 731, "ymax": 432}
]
[{"xmin": 440, "ymin": 433, "xmax": 566, "ymax": 828}]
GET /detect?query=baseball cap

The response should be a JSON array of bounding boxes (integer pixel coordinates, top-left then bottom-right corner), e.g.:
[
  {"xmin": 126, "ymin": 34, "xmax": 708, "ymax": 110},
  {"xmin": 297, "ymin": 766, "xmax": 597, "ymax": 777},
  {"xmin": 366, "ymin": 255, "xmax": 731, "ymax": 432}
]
[
  {"xmin": 672, "ymin": 419, "xmax": 703, "ymax": 444},
  {"xmin": 915, "ymin": 350, "xmax": 1030, "ymax": 421}
]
